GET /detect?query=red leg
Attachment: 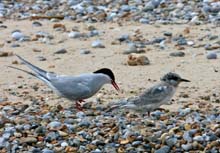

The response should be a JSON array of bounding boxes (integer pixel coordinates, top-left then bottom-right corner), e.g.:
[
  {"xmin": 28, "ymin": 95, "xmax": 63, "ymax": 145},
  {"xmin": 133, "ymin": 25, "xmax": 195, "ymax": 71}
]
[
  {"xmin": 75, "ymin": 101, "xmax": 83, "ymax": 111},
  {"xmin": 79, "ymin": 99, "xmax": 85, "ymax": 103}
]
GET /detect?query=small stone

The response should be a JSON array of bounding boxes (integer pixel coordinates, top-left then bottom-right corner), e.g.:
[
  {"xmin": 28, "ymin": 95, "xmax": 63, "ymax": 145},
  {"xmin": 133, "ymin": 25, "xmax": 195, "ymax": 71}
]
[
  {"xmin": 53, "ymin": 23, "xmax": 66, "ymax": 31},
  {"xmin": 92, "ymin": 40, "xmax": 105, "ymax": 48},
  {"xmin": 165, "ymin": 137, "xmax": 177, "ymax": 147},
  {"xmin": 33, "ymin": 48, "xmax": 42, "ymax": 52},
  {"xmin": 78, "ymin": 120, "xmax": 91, "ymax": 127},
  {"xmin": 80, "ymin": 49, "xmax": 91, "ymax": 54},
  {"xmin": 37, "ymin": 56, "xmax": 47, "ymax": 61},
  {"xmin": 139, "ymin": 18, "xmax": 149, "ymax": 24},
  {"xmin": 61, "ymin": 141, "xmax": 69, "ymax": 147},
  {"xmin": 12, "ymin": 31, "xmax": 24, "ymax": 40},
  {"xmin": 181, "ymin": 143, "xmax": 193, "ymax": 151},
  {"xmin": 76, "ymin": 111, "xmax": 86, "ymax": 118},
  {"xmin": 42, "ymin": 149, "xmax": 54, "ymax": 153},
  {"xmin": 0, "ymin": 52, "xmax": 13, "ymax": 57},
  {"xmin": 58, "ymin": 131, "xmax": 68, "ymax": 137},
  {"xmin": 32, "ymin": 21, "xmax": 42, "ymax": 27},
  {"xmin": 68, "ymin": 31, "xmax": 83, "ymax": 38},
  {"xmin": 11, "ymin": 44, "xmax": 20, "ymax": 47},
  {"xmin": 170, "ymin": 51, "xmax": 185, "ymax": 57},
  {"xmin": 206, "ymin": 52, "xmax": 217, "ymax": 59},
  {"xmin": 155, "ymin": 145, "xmax": 170, "ymax": 153},
  {"xmin": 123, "ymin": 44, "xmax": 137, "ymax": 54},
  {"xmin": 127, "ymin": 54, "xmax": 150, "ymax": 66},
  {"xmin": 184, "ymin": 124, "xmax": 191, "ymax": 130},
  {"xmin": 88, "ymin": 30, "xmax": 100, "ymax": 37},
  {"xmin": 164, "ymin": 32, "xmax": 172, "ymax": 37},
  {"xmin": 193, "ymin": 136, "xmax": 204, "ymax": 142},
  {"xmin": 54, "ymin": 48, "xmax": 67, "ymax": 54},
  {"xmin": 20, "ymin": 137, "xmax": 37, "ymax": 144},
  {"xmin": 48, "ymin": 121, "xmax": 62, "ymax": 129},
  {"xmin": 132, "ymin": 141, "xmax": 142, "ymax": 147},
  {"xmin": 91, "ymin": 40, "xmax": 105, "ymax": 48},
  {"xmin": 183, "ymin": 131, "xmax": 192, "ymax": 142},
  {"xmin": 45, "ymin": 132, "xmax": 60, "ymax": 142}
]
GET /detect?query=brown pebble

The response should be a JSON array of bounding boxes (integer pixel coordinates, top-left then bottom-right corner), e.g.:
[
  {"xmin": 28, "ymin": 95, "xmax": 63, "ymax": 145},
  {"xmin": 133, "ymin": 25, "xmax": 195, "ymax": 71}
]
[{"xmin": 0, "ymin": 51, "xmax": 13, "ymax": 57}]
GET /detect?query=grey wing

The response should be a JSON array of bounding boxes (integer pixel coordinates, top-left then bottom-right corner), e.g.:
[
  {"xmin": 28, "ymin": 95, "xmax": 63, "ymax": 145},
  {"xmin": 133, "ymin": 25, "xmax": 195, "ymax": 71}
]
[
  {"xmin": 134, "ymin": 84, "xmax": 173, "ymax": 106},
  {"xmin": 50, "ymin": 76, "xmax": 92, "ymax": 100}
]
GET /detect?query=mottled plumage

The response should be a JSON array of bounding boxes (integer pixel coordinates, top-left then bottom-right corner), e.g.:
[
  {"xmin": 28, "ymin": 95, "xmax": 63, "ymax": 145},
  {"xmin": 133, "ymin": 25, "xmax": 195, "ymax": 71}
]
[{"xmin": 109, "ymin": 72, "xmax": 190, "ymax": 115}]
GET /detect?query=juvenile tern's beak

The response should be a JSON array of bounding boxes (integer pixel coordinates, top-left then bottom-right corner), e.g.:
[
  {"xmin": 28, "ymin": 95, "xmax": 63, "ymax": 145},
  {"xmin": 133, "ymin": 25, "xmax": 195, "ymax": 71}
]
[
  {"xmin": 111, "ymin": 80, "xmax": 120, "ymax": 91},
  {"xmin": 181, "ymin": 78, "xmax": 190, "ymax": 82}
]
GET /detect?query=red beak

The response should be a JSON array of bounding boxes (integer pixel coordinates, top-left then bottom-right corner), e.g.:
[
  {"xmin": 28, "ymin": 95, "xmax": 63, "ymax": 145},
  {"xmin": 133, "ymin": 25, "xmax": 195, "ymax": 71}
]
[{"xmin": 111, "ymin": 80, "xmax": 120, "ymax": 91}]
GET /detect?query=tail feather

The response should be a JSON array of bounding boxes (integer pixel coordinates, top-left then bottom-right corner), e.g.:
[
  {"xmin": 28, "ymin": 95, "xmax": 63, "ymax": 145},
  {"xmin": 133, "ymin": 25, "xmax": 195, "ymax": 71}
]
[
  {"xmin": 8, "ymin": 66, "xmax": 37, "ymax": 78},
  {"xmin": 15, "ymin": 54, "xmax": 48, "ymax": 79}
]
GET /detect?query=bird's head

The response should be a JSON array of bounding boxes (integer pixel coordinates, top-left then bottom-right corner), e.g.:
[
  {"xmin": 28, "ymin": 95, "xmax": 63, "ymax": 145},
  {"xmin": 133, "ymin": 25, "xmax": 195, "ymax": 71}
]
[
  {"xmin": 161, "ymin": 72, "xmax": 190, "ymax": 86},
  {"xmin": 94, "ymin": 68, "xmax": 120, "ymax": 91}
]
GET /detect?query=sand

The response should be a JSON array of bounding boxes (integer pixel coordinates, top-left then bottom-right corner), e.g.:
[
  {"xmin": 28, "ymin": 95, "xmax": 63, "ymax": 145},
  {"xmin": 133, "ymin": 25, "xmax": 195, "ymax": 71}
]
[{"xmin": 0, "ymin": 20, "xmax": 219, "ymax": 111}]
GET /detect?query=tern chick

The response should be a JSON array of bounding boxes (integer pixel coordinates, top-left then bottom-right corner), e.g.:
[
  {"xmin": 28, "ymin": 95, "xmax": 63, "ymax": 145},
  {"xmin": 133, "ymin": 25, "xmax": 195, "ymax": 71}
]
[
  {"xmin": 9, "ymin": 55, "xmax": 120, "ymax": 111},
  {"xmin": 109, "ymin": 72, "xmax": 190, "ymax": 115}
]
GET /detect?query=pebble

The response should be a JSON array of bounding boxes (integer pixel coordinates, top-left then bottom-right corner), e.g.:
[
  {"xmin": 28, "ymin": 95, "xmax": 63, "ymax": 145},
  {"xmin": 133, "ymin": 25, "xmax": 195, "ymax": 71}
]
[
  {"xmin": 193, "ymin": 136, "xmax": 204, "ymax": 142},
  {"xmin": 127, "ymin": 54, "xmax": 150, "ymax": 66},
  {"xmin": 170, "ymin": 51, "xmax": 185, "ymax": 57},
  {"xmin": 206, "ymin": 52, "xmax": 217, "ymax": 59},
  {"xmin": 54, "ymin": 48, "xmax": 67, "ymax": 54},
  {"xmin": 11, "ymin": 31, "xmax": 24, "ymax": 40},
  {"xmin": 20, "ymin": 137, "xmax": 37, "ymax": 144},
  {"xmin": 155, "ymin": 145, "xmax": 170, "ymax": 153},
  {"xmin": 68, "ymin": 31, "xmax": 84, "ymax": 38},
  {"xmin": 80, "ymin": 49, "xmax": 91, "ymax": 55},
  {"xmin": 123, "ymin": 43, "xmax": 138, "ymax": 54},
  {"xmin": 47, "ymin": 121, "xmax": 62, "ymax": 129},
  {"xmin": 92, "ymin": 40, "xmax": 105, "ymax": 48},
  {"xmin": 181, "ymin": 143, "xmax": 193, "ymax": 151},
  {"xmin": 165, "ymin": 137, "xmax": 177, "ymax": 147},
  {"xmin": 61, "ymin": 141, "xmax": 69, "ymax": 147},
  {"xmin": 32, "ymin": 21, "xmax": 42, "ymax": 27},
  {"xmin": 37, "ymin": 56, "xmax": 47, "ymax": 61}
]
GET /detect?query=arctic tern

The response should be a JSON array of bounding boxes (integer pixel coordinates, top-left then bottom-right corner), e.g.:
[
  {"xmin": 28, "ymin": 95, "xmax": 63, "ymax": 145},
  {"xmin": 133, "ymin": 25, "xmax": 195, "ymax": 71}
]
[{"xmin": 9, "ymin": 55, "xmax": 120, "ymax": 111}]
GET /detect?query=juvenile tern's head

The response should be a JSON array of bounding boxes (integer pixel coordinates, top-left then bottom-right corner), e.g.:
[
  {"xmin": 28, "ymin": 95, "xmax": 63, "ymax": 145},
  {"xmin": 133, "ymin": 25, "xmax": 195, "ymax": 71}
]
[
  {"xmin": 161, "ymin": 72, "xmax": 190, "ymax": 87},
  {"xmin": 94, "ymin": 68, "xmax": 120, "ymax": 91}
]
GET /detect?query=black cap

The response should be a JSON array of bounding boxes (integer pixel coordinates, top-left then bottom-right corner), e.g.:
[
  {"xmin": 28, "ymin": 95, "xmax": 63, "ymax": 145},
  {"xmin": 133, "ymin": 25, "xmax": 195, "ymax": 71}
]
[{"xmin": 94, "ymin": 68, "xmax": 115, "ymax": 81}]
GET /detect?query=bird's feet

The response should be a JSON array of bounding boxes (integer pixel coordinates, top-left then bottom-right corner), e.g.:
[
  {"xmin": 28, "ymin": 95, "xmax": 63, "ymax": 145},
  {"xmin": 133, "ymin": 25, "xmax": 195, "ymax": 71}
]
[
  {"xmin": 79, "ymin": 99, "xmax": 85, "ymax": 103},
  {"xmin": 75, "ymin": 100, "xmax": 85, "ymax": 111}
]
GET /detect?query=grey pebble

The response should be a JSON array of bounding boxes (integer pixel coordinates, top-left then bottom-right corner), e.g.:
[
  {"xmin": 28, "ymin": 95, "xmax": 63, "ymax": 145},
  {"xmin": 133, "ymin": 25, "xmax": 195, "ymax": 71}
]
[
  {"xmin": 165, "ymin": 137, "xmax": 177, "ymax": 147},
  {"xmin": 132, "ymin": 141, "xmax": 142, "ymax": 146},
  {"xmin": 47, "ymin": 121, "xmax": 62, "ymax": 129},
  {"xmin": 181, "ymin": 144, "xmax": 193, "ymax": 151},
  {"xmin": 32, "ymin": 21, "xmax": 42, "ymax": 27},
  {"xmin": 155, "ymin": 145, "xmax": 170, "ymax": 153},
  {"xmin": 68, "ymin": 31, "xmax": 83, "ymax": 38},
  {"xmin": 11, "ymin": 44, "xmax": 20, "ymax": 47},
  {"xmin": 42, "ymin": 148, "xmax": 54, "ymax": 153},
  {"xmin": 193, "ymin": 135, "xmax": 204, "ymax": 142},
  {"xmin": 45, "ymin": 132, "xmax": 60, "ymax": 142},
  {"xmin": 164, "ymin": 32, "xmax": 172, "ymax": 37},
  {"xmin": 206, "ymin": 52, "xmax": 217, "ymax": 59},
  {"xmin": 92, "ymin": 40, "xmax": 105, "ymax": 48},
  {"xmin": 139, "ymin": 18, "xmax": 149, "ymax": 24},
  {"xmin": 36, "ymin": 56, "xmax": 47, "ymax": 61},
  {"xmin": 123, "ymin": 43, "xmax": 137, "ymax": 54},
  {"xmin": 11, "ymin": 31, "xmax": 24, "ymax": 41},
  {"xmin": 80, "ymin": 49, "xmax": 91, "ymax": 54},
  {"xmin": 170, "ymin": 51, "xmax": 185, "ymax": 57}
]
